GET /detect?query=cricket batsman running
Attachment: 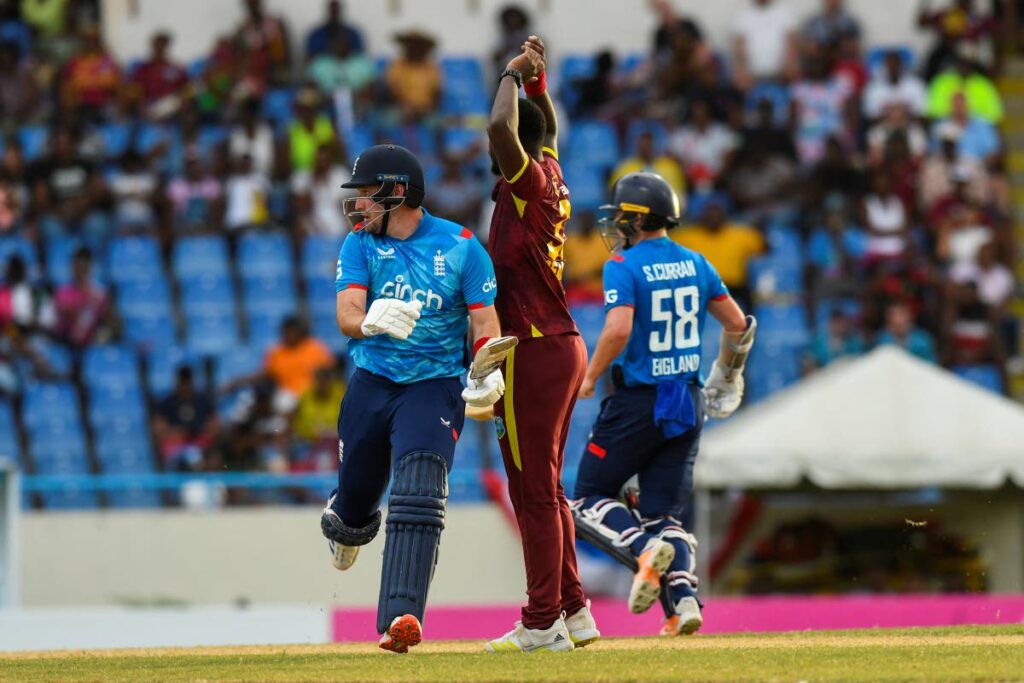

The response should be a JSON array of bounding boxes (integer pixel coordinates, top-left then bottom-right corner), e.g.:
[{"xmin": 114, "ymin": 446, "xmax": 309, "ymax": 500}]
[
  {"xmin": 320, "ymin": 144, "xmax": 512, "ymax": 653},
  {"xmin": 570, "ymin": 172, "xmax": 755, "ymax": 636},
  {"xmin": 484, "ymin": 36, "xmax": 600, "ymax": 653}
]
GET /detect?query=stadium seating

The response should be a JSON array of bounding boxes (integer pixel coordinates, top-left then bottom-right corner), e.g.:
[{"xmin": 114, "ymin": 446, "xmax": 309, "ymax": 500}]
[
  {"xmin": 18, "ymin": 125, "xmax": 48, "ymax": 161},
  {"xmin": 22, "ymin": 382, "xmax": 81, "ymax": 434},
  {"xmin": 107, "ymin": 236, "xmax": 163, "ymax": 285},
  {"xmin": 0, "ymin": 236, "xmax": 38, "ymax": 275},
  {"xmin": 0, "ymin": 399, "xmax": 19, "ymax": 461},
  {"xmin": 185, "ymin": 312, "xmax": 241, "ymax": 357},
  {"xmin": 625, "ymin": 120, "xmax": 670, "ymax": 156},
  {"xmin": 46, "ymin": 236, "xmax": 107, "ymax": 285},
  {"xmin": 567, "ymin": 120, "xmax": 620, "ymax": 171},
  {"xmin": 953, "ymin": 364, "xmax": 1005, "ymax": 394},
  {"xmin": 83, "ymin": 345, "xmax": 141, "ymax": 390},
  {"xmin": 301, "ymin": 236, "xmax": 344, "ymax": 283},
  {"xmin": 87, "ymin": 384, "xmax": 148, "ymax": 431},
  {"xmin": 180, "ymin": 275, "xmax": 237, "ymax": 317},
  {"xmin": 147, "ymin": 346, "xmax": 206, "ymax": 397},
  {"xmin": 439, "ymin": 57, "xmax": 488, "ymax": 115},
  {"xmin": 173, "ymin": 236, "xmax": 231, "ymax": 281},
  {"xmin": 239, "ymin": 232, "xmax": 294, "ymax": 280}
]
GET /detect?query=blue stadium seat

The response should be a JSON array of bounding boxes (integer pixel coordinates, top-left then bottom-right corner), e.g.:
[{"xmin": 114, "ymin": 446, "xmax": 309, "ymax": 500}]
[
  {"xmin": 22, "ymin": 382, "xmax": 80, "ymax": 434},
  {"xmin": 107, "ymin": 236, "xmax": 163, "ymax": 285},
  {"xmin": 29, "ymin": 433, "xmax": 89, "ymax": 472},
  {"xmin": 247, "ymin": 313, "xmax": 285, "ymax": 353},
  {"xmin": 173, "ymin": 236, "xmax": 230, "ymax": 281},
  {"xmin": 440, "ymin": 57, "xmax": 487, "ymax": 116},
  {"xmin": 147, "ymin": 345, "xmax": 206, "ymax": 398},
  {"xmin": 180, "ymin": 275, "xmax": 236, "ymax": 317},
  {"xmin": 766, "ymin": 227, "xmax": 804, "ymax": 265},
  {"xmin": 567, "ymin": 120, "xmax": 620, "ymax": 171},
  {"xmin": 442, "ymin": 127, "xmax": 484, "ymax": 157},
  {"xmin": 753, "ymin": 304, "xmax": 809, "ymax": 348},
  {"xmin": 185, "ymin": 312, "xmax": 240, "ymax": 356},
  {"xmin": 88, "ymin": 385, "xmax": 148, "ymax": 430},
  {"xmin": 0, "ymin": 21, "xmax": 32, "ymax": 56},
  {"xmin": 302, "ymin": 235, "xmax": 344, "ymax": 283},
  {"xmin": 953, "ymin": 364, "xmax": 1004, "ymax": 394},
  {"xmin": 555, "ymin": 54, "xmax": 595, "ymax": 111},
  {"xmin": 124, "ymin": 315, "xmax": 178, "ymax": 351},
  {"xmin": 745, "ymin": 83, "xmax": 791, "ymax": 125},
  {"xmin": 866, "ymin": 45, "xmax": 915, "ymax": 74},
  {"xmin": 570, "ymin": 304, "xmax": 605, "ymax": 353},
  {"xmin": 93, "ymin": 418, "xmax": 151, "ymax": 456},
  {"xmin": 748, "ymin": 257, "xmax": 803, "ymax": 297},
  {"xmin": 135, "ymin": 123, "xmax": 172, "ymax": 154},
  {"xmin": 312, "ymin": 313, "xmax": 347, "ymax": 355},
  {"xmin": 619, "ymin": 53, "xmax": 645, "ymax": 74},
  {"xmin": 346, "ymin": 124, "xmax": 375, "ymax": 162},
  {"xmin": 83, "ymin": 345, "xmax": 141, "ymax": 390},
  {"xmin": 0, "ymin": 236, "xmax": 38, "ymax": 276},
  {"xmin": 214, "ymin": 345, "xmax": 264, "ymax": 388},
  {"xmin": 242, "ymin": 275, "xmax": 297, "ymax": 322},
  {"xmin": 198, "ymin": 125, "xmax": 229, "ymax": 149},
  {"xmin": 98, "ymin": 123, "xmax": 133, "ymax": 158},
  {"xmin": 46, "ymin": 236, "xmax": 107, "ymax": 285},
  {"xmin": 263, "ymin": 88, "xmax": 295, "ymax": 127},
  {"xmin": 625, "ymin": 120, "xmax": 669, "ymax": 156},
  {"xmin": 306, "ymin": 277, "xmax": 338, "ymax": 318},
  {"xmin": 239, "ymin": 232, "xmax": 293, "ymax": 280},
  {"xmin": 30, "ymin": 337, "xmax": 73, "ymax": 376},
  {"xmin": 117, "ymin": 277, "xmax": 172, "ymax": 318},
  {"xmin": 562, "ymin": 163, "xmax": 606, "ymax": 213},
  {"xmin": 746, "ymin": 341, "xmax": 802, "ymax": 403},
  {"xmin": 382, "ymin": 123, "xmax": 438, "ymax": 158},
  {"xmin": 0, "ymin": 399, "xmax": 19, "ymax": 461},
  {"xmin": 18, "ymin": 125, "xmax": 48, "ymax": 161}
]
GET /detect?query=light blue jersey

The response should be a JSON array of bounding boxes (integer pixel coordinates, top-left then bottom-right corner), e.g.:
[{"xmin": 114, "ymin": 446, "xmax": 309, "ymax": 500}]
[
  {"xmin": 335, "ymin": 210, "xmax": 497, "ymax": 384},
  {"xmin": 603, "ymin": 237, "xmax": 728, "ymax": 387}
]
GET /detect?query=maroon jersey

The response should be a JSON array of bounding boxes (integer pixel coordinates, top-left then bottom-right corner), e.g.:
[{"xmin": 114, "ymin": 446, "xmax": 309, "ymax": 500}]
[{"xmin": 488, "ymin": 152, "xmax": 578, "ymax": 340}]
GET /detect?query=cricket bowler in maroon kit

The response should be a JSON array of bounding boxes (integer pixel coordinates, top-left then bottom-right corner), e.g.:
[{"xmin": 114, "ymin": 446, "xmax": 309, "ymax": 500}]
[{"xmin": 483, "ymin": 36, "xmax": 601, "ymax": 653}]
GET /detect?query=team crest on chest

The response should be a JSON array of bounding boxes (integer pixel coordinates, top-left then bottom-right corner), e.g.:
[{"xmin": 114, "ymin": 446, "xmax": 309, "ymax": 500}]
[{"xmin": 433, "ymin": 250, "xmax": 446, "ymax": 277}]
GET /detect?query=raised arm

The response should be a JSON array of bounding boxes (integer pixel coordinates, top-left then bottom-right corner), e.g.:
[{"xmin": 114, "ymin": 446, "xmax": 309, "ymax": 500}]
[
  {"xmin": 487, "ymin": 39, "xmax": 544, "ymax": 181},
  {"xmin": 523, "ymin": 36, "xmax": 558, "ymax": 153}
]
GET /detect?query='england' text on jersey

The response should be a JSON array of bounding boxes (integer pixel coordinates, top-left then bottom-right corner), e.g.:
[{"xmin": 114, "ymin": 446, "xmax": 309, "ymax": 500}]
[
  {"xmin": 652, "ymin": 354, "xmax": 702, "ymax": 377},
  {"xmin": 642, "ymin": 260, "xmax": 697, "ymax": 282}
]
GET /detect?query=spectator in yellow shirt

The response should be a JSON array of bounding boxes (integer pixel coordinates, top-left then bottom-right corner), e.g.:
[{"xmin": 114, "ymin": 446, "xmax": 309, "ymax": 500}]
[
  {"xmin": 563, "ymin": 211, "xmax": 608, "ymax": 304},
  {"xmin": 291, "ymin": 365, "xmax": 347, "ymax": 471},
  {"xmin": 672, "ymin": 193, "xmax": 765, "ymax": 310},
  {"xmin": 609, "ymin": 131, "xmax": 686, "ymax": 202},
  {"xmin": 387, "ymin": 30, "xmax": 442, "ymax": 122}
]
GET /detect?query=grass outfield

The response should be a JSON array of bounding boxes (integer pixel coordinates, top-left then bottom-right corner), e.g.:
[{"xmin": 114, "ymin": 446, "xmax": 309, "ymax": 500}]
[{"xmin": 2, "ymin": 626, "xmax": 1023, "ymax": 683}]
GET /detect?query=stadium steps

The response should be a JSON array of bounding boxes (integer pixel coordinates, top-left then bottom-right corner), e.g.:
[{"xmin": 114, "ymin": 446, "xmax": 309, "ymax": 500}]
[{"xmin": 997, "ymin": 61, "xmax": 1024, "ymax": 400}]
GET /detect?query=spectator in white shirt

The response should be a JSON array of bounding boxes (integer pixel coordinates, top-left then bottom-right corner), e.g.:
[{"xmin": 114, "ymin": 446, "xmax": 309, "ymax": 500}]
[
  {"xmin": 668, "ymin": 98, "xmax": 737, "ymax": 192},
  {"xmin": 291, "ymin": 145, "xmax": 351, "ymax": 237},
  {"xmin": 731, "ymin": 0, "xmax": 799, "ymax": 90},
  {"xmin": 230, "ymin": 97, "xmax": 276, "ymax": 178},
  {"xmin": 225, "ymin": 153, "xmax": 270, "ymax": 232},
  {"xmin": 862, "ymin": 49, "xmax": 927, "ymax": 122}
]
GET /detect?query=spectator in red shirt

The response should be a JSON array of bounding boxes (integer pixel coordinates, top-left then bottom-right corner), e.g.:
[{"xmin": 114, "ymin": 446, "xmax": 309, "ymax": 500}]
[
  {"xmin": 54, "ymin": 246, "xmax": 114, "ymax": 348},
  {"xmin": 131, "ymin": 31, "xmax": 189, "ymax": 106},
  {"xmin": 62, "ymin": 25, "xmax": 121, "ymax": 118},
  {"xmin": 234, "ymin": 0, "xmax": 291, "ymax": 86}
]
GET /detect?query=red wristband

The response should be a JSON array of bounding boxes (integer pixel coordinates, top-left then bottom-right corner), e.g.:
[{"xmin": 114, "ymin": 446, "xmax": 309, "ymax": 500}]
[
  {"xmin": 524, "ymin": 70, "xmax": 546, "ymax": 97},
  {"xmin": 473, "ymin": 336, "xmax": 491, "ymax": 355}
]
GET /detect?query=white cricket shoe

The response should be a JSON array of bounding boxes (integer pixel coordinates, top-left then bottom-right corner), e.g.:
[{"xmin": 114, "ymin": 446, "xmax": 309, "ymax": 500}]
[
  {"xmin": 660, "ymin": 596, "xmax": 703, "ymax": 636},
  {"xmin": 628, "ymin": 539, "xmax": 675, "ymax": 614},
  {"xmin": 321, "ymin": 497, "xmax": 359, "ymax": 571},
  {"xmin": 564, "ymin": 600, "xmax": 601, "ymax": 647},
  {"xmin": 485, "ymin": 617, "xmax": 574, "ymax": 653}
]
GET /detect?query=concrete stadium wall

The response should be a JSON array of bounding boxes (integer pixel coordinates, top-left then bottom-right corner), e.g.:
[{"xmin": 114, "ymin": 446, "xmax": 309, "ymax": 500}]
[
  {"xmin": 101, "ymin": 0, "xmax": 928, "ymax": 65},
  {"xmin": 18, "ymin": 504, "xmax": 526, "ymax": 607}
]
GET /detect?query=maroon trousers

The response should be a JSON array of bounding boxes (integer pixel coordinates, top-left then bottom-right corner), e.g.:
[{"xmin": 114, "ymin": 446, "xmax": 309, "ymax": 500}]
[{"xmin": 493, "ymin": 333, "xmax": 588, "ymax": 629}]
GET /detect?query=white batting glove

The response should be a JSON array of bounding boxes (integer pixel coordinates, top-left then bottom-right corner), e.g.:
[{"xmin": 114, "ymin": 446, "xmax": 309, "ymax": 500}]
[
  {"xmin": 462, "ymin": 369, "xmax": 505, "ymax": 408},
  {"xmin": 360, "ymin": 298, "xmax": 423, "ymax": 340},
  {"xmin": 703, "ymin": 360, "xmax": 745, "ymax": 419}
]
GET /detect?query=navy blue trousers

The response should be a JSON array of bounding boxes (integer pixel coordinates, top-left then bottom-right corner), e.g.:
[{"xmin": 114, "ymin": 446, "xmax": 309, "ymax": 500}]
[
  {"xmin": 573, "ymin": 383, "xmax": 703, "ymax": 521},
  {"xmin": 332, "ymin": 369, "xmax": 466, "ymax": 527}
]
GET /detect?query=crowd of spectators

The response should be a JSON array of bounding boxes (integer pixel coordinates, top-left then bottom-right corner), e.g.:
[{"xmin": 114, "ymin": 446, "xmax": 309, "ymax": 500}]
[{"xmin": 0, "ymin": 0, "xmax": 1018, "ymax": 506}]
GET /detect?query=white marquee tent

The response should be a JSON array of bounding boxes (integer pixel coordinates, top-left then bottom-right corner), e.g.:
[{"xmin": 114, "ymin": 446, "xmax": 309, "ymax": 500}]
[{"xmin": 696, "ymin": 347, "xmax": 1024, "ymax": 490}]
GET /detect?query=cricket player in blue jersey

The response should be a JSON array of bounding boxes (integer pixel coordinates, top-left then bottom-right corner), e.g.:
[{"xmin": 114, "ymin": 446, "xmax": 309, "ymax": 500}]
[
  {"xmin": 320, "ymin": 144, "xmax": 512, "ymax": 653},
  {"xmin": 570, "ymin": 172, "xmax": 756, "ymax": 636}
]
